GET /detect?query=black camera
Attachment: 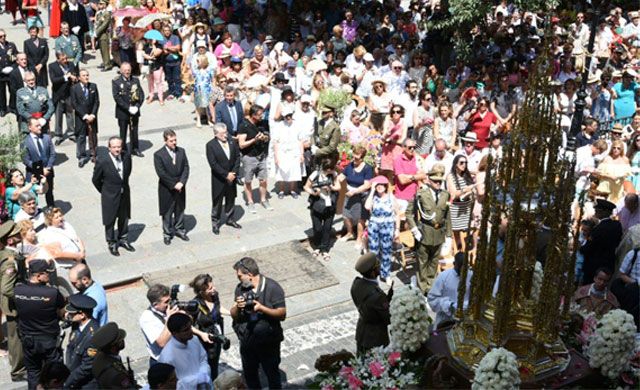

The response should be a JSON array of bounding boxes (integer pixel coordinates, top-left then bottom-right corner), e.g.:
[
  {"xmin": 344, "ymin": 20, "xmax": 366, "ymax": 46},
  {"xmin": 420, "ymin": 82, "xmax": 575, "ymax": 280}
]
[
  {"xmin": 170, "ymin": 284, "xmax": 198, "ymax": 314},
  {"xmin": 242, "ymin": 290, "xmax": 257, "ymax": 312},
  {"xmin": 208, "ymin": 332, "xmax": 231, "ymax": 350}
]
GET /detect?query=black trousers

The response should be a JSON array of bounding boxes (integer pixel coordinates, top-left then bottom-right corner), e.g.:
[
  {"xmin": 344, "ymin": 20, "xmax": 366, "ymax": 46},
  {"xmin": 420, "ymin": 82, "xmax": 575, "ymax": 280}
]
[
  {"xmin": 118, "ymin": 116, "xmax": 139, "ymax": 151},
  {"xmin": 76, "ymin": 121, "xmax": 98, "ymax": 161},
  {"xmin": 211, "ymin": 188, "xmax": 236, "ymax": 227},
  {"xmin": 239, "ymin": 341, "xmax": 282, "ymax": 390},
  {"xmin": 162, "ymin": 199, "xmax": 185, "ymax": 238},
  {"xmin": 310, "ymin": 209, "xmax": 335, "ymax": 252},
  {"xmin": 44, "ymin": 173, "xmax": 54, "ymax": 207},
  {"xmin": 105, "ymin": 201, "xmax": 129, "ymax": 245},
  {"xmin": 21, "ymin": 334, "xmax": 62, "ymax": 390},
  {"xmin": 0, "ymin": 79, "xmax": 9, "ymax": 113}
]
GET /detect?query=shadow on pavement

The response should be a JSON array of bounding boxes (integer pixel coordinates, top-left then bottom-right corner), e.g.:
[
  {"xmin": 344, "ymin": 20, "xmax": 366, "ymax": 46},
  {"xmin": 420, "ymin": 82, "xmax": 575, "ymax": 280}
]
[
  {"xmin": 128, "ymin": 223, "xmax": 146, "ymax": 243},
  {"xmin": 55, "ymin": 199, "xmax": 73, "ymax": 214}
]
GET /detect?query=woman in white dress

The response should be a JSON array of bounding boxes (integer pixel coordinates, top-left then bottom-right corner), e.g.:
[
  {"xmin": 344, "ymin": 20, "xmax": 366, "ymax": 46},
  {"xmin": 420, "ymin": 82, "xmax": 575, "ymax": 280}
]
[{"xmin": 273, "ymin": 108, "xmax": 304, "ymax": 199}]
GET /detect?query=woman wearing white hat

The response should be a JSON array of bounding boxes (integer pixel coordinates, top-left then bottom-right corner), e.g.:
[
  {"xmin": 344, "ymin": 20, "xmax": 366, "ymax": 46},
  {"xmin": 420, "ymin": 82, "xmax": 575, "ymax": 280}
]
[{"xmin": 273, "ymin": 107, "xmax": 305, "ymax": 199}]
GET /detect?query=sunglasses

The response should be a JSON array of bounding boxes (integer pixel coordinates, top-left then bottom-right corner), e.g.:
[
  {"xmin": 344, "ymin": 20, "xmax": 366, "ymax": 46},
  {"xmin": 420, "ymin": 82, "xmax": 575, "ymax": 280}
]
[
  {"xmin": 459, "ymin": 161, "xmax": 468, "ymax": 165},
  {"xmin": 0, "ymin": 35, "xmax": 5, "ymax": 38},
  {"xmin": 612, "ymin": 146, "xmax": 622, "ymax": 150},
  {"xmin": 393, "ymin": 66, "xmax": 402, "ymax": 70},
  {"xmin": 405, "ymin": 145, "xmax": 416, "ymax": 150},
  {"xmin": 392, "ymin": 110, "xmax": 402, "ymax": 114}
]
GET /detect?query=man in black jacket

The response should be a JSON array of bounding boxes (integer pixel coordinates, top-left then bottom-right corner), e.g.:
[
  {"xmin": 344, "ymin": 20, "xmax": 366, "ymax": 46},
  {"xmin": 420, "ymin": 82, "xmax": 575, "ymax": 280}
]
[
  {"xmin": 154, "ymin": 129, "xmax": 190, "ymax": 245},
  {"xmin": 91, "ymin": 136, "xmax": 135, "ymax": 256},
  {"xmin": 23, "ymin": 26, "xmax": 48, "ymax": 88},
  {"xmin": 580, "ymin": 199, "xmax": 623, "ymax": 285},
  {"xmin": 8, "ymin": 52, "xmax": 31, "ymax": 114},
  {"xmin": 63, "ymin": 294, "xmax": 100, "ymax": 389},
  {"xmin": 48, "ymin": 51, "xmax": 77, "ymax": 145},
  {"xmin": 70, "ymin": 69, "xmax": 99, "ymax": 167},
  {"xmin": 205, "ymin": 123, "xmax": 241, "ymax": 235},
  {"xmin": 0, "ymin": 29, "xmax": 18, "ymax": 116},
  {"xmin": 112, "ymin": 62, "xmax": 144, "ymax": 157}
]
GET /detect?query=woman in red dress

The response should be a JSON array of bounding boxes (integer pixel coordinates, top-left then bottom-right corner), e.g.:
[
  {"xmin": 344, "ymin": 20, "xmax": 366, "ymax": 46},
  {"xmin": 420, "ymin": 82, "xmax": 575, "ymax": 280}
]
[{"xmin": 49, "ymin": 0, "xmax": 62, "ymax": 37}]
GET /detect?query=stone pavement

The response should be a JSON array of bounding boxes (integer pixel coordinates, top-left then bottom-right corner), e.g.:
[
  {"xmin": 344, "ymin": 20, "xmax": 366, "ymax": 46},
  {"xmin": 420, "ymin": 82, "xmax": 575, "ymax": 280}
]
[{"xmin": 0, "ymin": 14, "xmax": 418, "ymax": 388}]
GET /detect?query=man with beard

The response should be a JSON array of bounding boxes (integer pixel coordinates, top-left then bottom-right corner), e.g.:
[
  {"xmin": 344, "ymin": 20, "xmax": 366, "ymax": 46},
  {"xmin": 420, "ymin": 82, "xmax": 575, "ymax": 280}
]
[
  {"xmin": 158, "ymin": 313, "xmax": 211, "ymax": 389},
  {"xmin": 69, "ymin": 263, "xmax": 108, "ymax": 326},
  {"xmin": 63, "ymin": 294, "xmax": 100, "ymax": 389},
  {"xmin": 14, "ymin": 259, "xmax": 65, "ymax": 389},
  {"xmin": 396, "ymin": 79, "xmax": 419, "ymax": 137},
  {"xmin": 427, "ymin": 252, "xmax": 473, "ymax": 327},
  {"xmin": 90, "ymin": 322, "xmax": 136, "ymax": 388}
]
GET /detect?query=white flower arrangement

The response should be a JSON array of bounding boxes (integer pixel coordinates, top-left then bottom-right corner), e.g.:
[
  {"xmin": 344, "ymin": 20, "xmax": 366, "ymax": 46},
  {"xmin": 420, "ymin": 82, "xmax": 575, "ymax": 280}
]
[
  {"xmin": 530, "ymin": 261, "xmax": 543, "ymax": 301},
  {"xmin": 319, "ymin": 346, "xmax": 418, "ymax": 390},
  {"xmin": 585, "ymin": 309, "xmax": 637, "ymax": 379},
  {"xmin": 389, "ymin": 285, "xmax": 431, "ymax": 352},
  {"xmin": 472, "ymin": 347, "xmax": 521, "ymax": 390}
]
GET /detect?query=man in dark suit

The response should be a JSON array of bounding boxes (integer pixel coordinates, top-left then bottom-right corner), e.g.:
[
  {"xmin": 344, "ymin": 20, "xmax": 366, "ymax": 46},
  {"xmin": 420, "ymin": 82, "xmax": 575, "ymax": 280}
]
[
  {"xmin": 48, "ymin": 51, "xmax": 78, "ymax": 145},
  {"xmin": 351, "ymin": 252, "xmax": 391, "ymax": 355},
  {"xmin": 22, "ymin": 117, "xmax": 56, "ymax": 207},
  {"xmin": 0, "ymin": 30, "xmax": 18, "ymax": 116},
  {"xmin": 214, "ymin": 86, "xmax": 244, "ymax": 137},
  {"xmin": 23, "ymin": 26, "xmax": 48, "ymax": 88},
  {"xmin": 112, "ymin": 62, "xmax": 144, "ymax": 157},
  {"xmin": 63, "ymin": 294, "xmax": 100, "ymax": 389},
  {"xmin": 8, "ymin": 52, "xmax": 31, "ymax": 114},
  {"xmin": 206, "ymin": 123, "xmax": 241, "ymax": 235},
  {"xmin": 92, "ymin": 136, "xmax": 135, "ymax": 256},
  {"xmin": 70, "ymin": 69, "xmax": 99, "ymax": 167},
  {"xmin": 153, "ymin": 129, "xmax": 190, "ymax": 245},
  {"xmin": 580, "ymin": 199, "xmax": 623, "ymax": 285}
]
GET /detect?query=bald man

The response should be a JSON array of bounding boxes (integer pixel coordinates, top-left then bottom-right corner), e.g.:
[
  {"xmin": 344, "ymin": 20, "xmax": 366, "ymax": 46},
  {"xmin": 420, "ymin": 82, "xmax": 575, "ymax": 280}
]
[{"xmin": 68, "ymin": 264, "xmax": 108, "ymax": 326}]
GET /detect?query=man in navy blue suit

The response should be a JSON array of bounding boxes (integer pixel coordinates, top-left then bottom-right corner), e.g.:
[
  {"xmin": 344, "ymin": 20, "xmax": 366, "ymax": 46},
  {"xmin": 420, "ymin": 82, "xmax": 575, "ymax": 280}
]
[
  {"xmin": 214, "ymin": 86, "xmax": 244, "ymax": 137},
  {"xmin": 21, "ymin": 117, "xmax": 56, "ymax": 207}
]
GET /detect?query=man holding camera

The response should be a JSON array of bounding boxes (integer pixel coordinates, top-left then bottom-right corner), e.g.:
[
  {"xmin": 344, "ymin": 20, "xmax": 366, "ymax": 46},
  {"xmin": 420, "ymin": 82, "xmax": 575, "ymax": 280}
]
[
  {"xmin": 238, "ymin": 104, "xmax": 271, "ymax": 213},
  {"xmin": 231, "ymin": 257, "xmax": 286, "ymax": 389},
  {"xmin": 63, "ymin": 294, "xmax": 100, "ymax": 389},
  {"xmin": 158, "ymin": 312, "xmax": 211, "ymax": 389}
]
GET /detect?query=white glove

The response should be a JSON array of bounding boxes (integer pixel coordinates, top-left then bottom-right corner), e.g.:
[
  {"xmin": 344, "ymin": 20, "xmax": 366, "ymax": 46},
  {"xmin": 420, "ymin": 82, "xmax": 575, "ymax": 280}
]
[
  {"xmin": 38, "ymin": 118, "xmax": 46, "ymax": 126},
  {"xmin": 411, "ymin": 227, "xmax": 422, "ymax": 242},
  {"xmin": 311, "ymin": 145, "xmax": 319, "ymax": 154},
  {"xmin": 128, "ymin": 106, "xmax": 138, "ymax": 115},
  {"xmin": 72, "ymin": 26, "xmax": 80, "ymax": 34},
  {"xmin": 440, "ymin": 237, "xmax": 452, "ymax": 257},
  {"xmin": 1, "ymin": 66, "xmax": 12, "ymax": 74},
  {"xmin": 82, "ymin": 114, "xmax": 89, "ymax": 120}
]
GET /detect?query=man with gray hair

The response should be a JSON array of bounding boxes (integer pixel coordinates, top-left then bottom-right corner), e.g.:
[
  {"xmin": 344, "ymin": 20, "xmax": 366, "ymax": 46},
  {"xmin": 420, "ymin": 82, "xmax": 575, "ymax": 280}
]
[
  {"xmin": 16, "ymin": 70, "xmax": 54, "ymax": 134},
  {"xmin": 205, "ymin": 123, "xmax": 241, "ymax": 235},
  {"xmin": 14, "ymin": 191, "xmax": 46, "ymax": 232}
]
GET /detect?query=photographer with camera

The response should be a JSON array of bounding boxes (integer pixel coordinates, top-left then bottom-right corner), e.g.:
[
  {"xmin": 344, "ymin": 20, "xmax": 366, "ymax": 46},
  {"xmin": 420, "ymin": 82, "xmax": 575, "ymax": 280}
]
[
  {"xmin": 189, "ymin": 274, "xmax": 230, "ymax": 380},
  {"xmin": 230, "ymin": 257, "xmax": 286, "ymax": 390}
]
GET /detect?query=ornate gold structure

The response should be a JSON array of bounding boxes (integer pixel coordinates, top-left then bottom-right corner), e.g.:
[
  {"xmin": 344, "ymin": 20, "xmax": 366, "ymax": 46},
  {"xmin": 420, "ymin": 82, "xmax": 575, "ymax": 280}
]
[{"xmin": 446, "ymin": 59, "xmax": 577, "ymax": 383}]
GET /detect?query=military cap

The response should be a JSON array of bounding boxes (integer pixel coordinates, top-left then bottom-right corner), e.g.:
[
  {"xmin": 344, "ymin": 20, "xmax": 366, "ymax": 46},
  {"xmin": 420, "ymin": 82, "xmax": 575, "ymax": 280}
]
[
  {"xmin": 428, "ymin": 164, "xmax": 446, "ymax": 182},
  {"xmin": 355, "ymin": 252, "xmax": 378, "ymax": 274},
  {"xmin": 0, "ymin": 220, "xmax": 21, "ymax": 240},
  {"xmin": 29, "ymin": 259, "xmax": 54, "ymax": 274},
  {"xmin": 65, "ymin": 294, "xmax": 97, "ymax": 314},
  {"xmin": 594, "ymin": 198, "xmax": 616, "ymax": 212},
  {"xmin": 320, "ymin": 100, "xmax": 339, "ymax": 112},
  {"xmin": 91, "ymin": 322, "xmax": 127, "ymax": 350},
  {"xmin": 98, "ymin": 0, "xmax": 107, "ymax": 4}
]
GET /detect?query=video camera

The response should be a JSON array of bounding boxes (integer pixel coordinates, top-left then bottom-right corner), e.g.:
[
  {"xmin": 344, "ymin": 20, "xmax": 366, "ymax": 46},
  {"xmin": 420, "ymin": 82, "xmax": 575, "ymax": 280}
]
[{"xmin": 170, "ymin": 284, "xmax": 198, "ymax": 313}]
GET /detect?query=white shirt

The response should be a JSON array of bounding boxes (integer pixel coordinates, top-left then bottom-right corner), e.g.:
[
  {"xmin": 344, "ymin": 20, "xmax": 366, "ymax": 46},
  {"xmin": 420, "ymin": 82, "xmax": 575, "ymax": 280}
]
[
  {"xmin": 158, "ymin": 336, "xmax": 210, "ymax": 390},
  {"xmin": 15, "ymin": 208, "xmax": 46, "ymax": 234},
  {"xmin": 620, "ymin": 249, "xmax": 640, "ymax": 282},
  {"xmin": 421, "ymin": 152, "xmax": 454, "ymax": 177},
  {"xmin": 575, "ymin": 144, "xmax": 595, "ymax": 192},
  {"xmin": 40, "ymin": 223, "xmax": 81, "ymax": 254},
  {"xmin": 294, "ymin": 107, "xmax": 316, "ymax": 142},
  {"xmin": 454, "ymin": 148, "xmax": 483, "ymax": 174},
  {"xmin": 139, "ymin": 308, "xmax": 167, "ymax": 360},
  {"xmin": 396, "ymin": 93, "xmax": 419, "ymax": 127},
  {"xmin": 427, "ymin": 268, "xmax": 472, "ymax": 327},
  {"xmin": 109, "ymin": 153, "xmax": 123, "ymax": 179}
]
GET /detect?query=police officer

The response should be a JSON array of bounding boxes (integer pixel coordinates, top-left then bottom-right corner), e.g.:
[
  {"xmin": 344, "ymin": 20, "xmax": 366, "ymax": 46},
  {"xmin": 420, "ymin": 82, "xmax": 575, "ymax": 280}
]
[
  {"xmin": 14, "ymin": 259, "xmax": 65, "ymax": 389},
  {"xmin": 54, "ymin": 22, "xmax": 82, "ymax": 67},
  {"xmin": 312, "ymin": 102, "xmax": 340, "ymax": 164},
  {"xmin": 94, "ymin": 0, "xmax": 112, "ymax": 71},
  {"xmin": 406, "ymin": 163, "xmax": 452, "ymax": 294},
  {"xmin": 91, "ymin": 322, "xmax": 136, "ymax": 389},
  {"xmin": 16, "ymin": 71, "xmax": 55, "ymax": 133},
  {"xmin": 112, "ymin": 62, "xmax": 144, "ymax": 157},
  {"xmin": 350, "ymin": 252, "xmax": 391, "ymax": 355},
  {"xmin": 0, "ymin": 29, "xmax": 18, "ymax": 116},
  {"xmin": 0, "ymin": 220, "xmax": 26, "ymax": 382},
  {"xmin": 64, "ymin": 294, "xmax": 100, "ymax": 389}
]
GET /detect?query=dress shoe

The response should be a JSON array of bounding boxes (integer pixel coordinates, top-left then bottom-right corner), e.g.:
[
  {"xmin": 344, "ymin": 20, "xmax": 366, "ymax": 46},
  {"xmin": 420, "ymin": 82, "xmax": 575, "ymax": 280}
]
[
  {"xmin": 120, "ymin": 242, "xmax": 136, "ymax": 252},
  {"xmin": 212, "ymin": 226, "xmax": 220, "ymax": 235},
  {"xmin": 68, "ymin": 136, "xmax": 76, "ymax": 142},
  {"xmin": 133, "ymin": 149, "xmax": 144, "ymax": 157},
  {"xmin": 163, "ymin": 237, "xmax": 171, "ymax": 245},
  {"xmin": 175, "ymin": 232, "xmax": 190, "ymax": 241},
  {"xmin": 11, "ymin": 373, "xmax": 26, "ymax": 382},
  {"xmin": 54, "ymin": 138, "xmax": 63, "ymax": 146},
  {"xmin": 78, "ymin": 159, "xmax": 86, "ymax": 168},
  {"xmin": 109, "ymin": 245, "xmax": 120, "ymax": 256},
  {"xmin": 226, "ymin": 221, "xmax": 242, "ymax": 229}
]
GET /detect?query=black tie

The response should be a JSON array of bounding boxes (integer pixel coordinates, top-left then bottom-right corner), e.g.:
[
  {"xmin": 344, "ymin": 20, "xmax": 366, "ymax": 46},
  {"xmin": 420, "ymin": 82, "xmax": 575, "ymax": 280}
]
[
  {"xmin": 83, "ymin": 85, "xmax": 88, "ymax": 98},
  {"xmin": 36, "ymin": 136, "xmax": 44, "ymax": 156}
]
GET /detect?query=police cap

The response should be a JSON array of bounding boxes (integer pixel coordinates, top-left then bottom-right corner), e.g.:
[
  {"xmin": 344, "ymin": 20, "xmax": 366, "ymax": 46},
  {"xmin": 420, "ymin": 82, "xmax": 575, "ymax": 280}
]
[
  {"xmin": 29, "ymin": 259, "xmax": 55, "ymax": 274},
  {"xmin": 0, "ymin": 220, "xmax": 21, "ymax": 240},
  {"xmin": 91, "ymin": 322, "xmax": 127, "ymax": 350},
  {"xmin": 355, "ymin": 252, "xmax": 378, "ymax": 274},
  {"xmin": 594, "ymin": 198, "xmax": 616, "ymax": 213},
  {"xmin": 65, "ymin": 294, "xmax": 97, "ymax": 314}
]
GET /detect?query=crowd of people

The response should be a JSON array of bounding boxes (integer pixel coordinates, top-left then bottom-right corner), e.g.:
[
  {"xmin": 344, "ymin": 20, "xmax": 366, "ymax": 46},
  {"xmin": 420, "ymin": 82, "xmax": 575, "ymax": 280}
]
[{"xmin": 0, "ymin": 0, "xmax": 639, "ymax": 387}]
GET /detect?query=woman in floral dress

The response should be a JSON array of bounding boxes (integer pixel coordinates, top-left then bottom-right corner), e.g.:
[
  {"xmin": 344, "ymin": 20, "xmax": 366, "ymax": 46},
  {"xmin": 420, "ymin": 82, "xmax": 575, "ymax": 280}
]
[{"xmin": 192, "ymin": 55, "xmax": 215, "ymax": 127}]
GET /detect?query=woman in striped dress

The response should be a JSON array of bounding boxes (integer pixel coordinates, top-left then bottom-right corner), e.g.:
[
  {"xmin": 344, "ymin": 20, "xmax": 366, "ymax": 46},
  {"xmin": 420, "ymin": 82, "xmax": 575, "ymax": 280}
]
[{"xmin": 446, "ymin": 154, "xmax": 475, "ymax": 253}]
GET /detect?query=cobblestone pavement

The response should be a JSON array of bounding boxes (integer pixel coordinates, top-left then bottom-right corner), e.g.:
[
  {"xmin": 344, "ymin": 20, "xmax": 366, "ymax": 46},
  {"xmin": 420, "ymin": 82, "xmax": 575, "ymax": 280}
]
[{"xmin": 0, "ymin": 15, "xmax": 411, "ymax": 388}]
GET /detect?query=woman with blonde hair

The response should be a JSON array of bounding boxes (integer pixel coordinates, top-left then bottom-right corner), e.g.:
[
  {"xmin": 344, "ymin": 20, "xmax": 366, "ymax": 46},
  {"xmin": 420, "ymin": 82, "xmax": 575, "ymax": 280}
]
[
  {"xmin": 433, "ymin": 101, "xmax": 457, "ymax": 150},
  {"xmin": 595, "ymin": 139, "xmax": 631, "ymax": 203},
  {"xmin": 367, "ymin": 79, "xmax": 392, "ymax": 131},
  {"xmin": 192, "ymin": 54, "xmax": 216, "ymax": 127},
  {"xmin": 39, "ymin": 208, "xmax": 86, "ymax": 262},
  {"xmin": 310, "ymin": 73, "xmax": 325, "ymax": 107}
]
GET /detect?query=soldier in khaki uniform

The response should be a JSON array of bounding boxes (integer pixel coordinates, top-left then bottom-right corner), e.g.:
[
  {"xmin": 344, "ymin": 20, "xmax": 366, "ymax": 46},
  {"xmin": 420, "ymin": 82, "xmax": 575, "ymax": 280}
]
[
  {"xmin": 91, "ymin": 322, "xmax": 136, "ymax": 388},
  {"xmin": 94, "ymin": 0, "xmax": 112, "ymax": 71},
  {"xmin": 406, "ymin": 164, "xmax": 452, "ymax": 294},
  {"xmin": 0, "ymin": 220, "xmax": 26, "ymax": 382},
  {"xmin": 312, "ymin": 102, "xmax": 341, "ymax": 164}
]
